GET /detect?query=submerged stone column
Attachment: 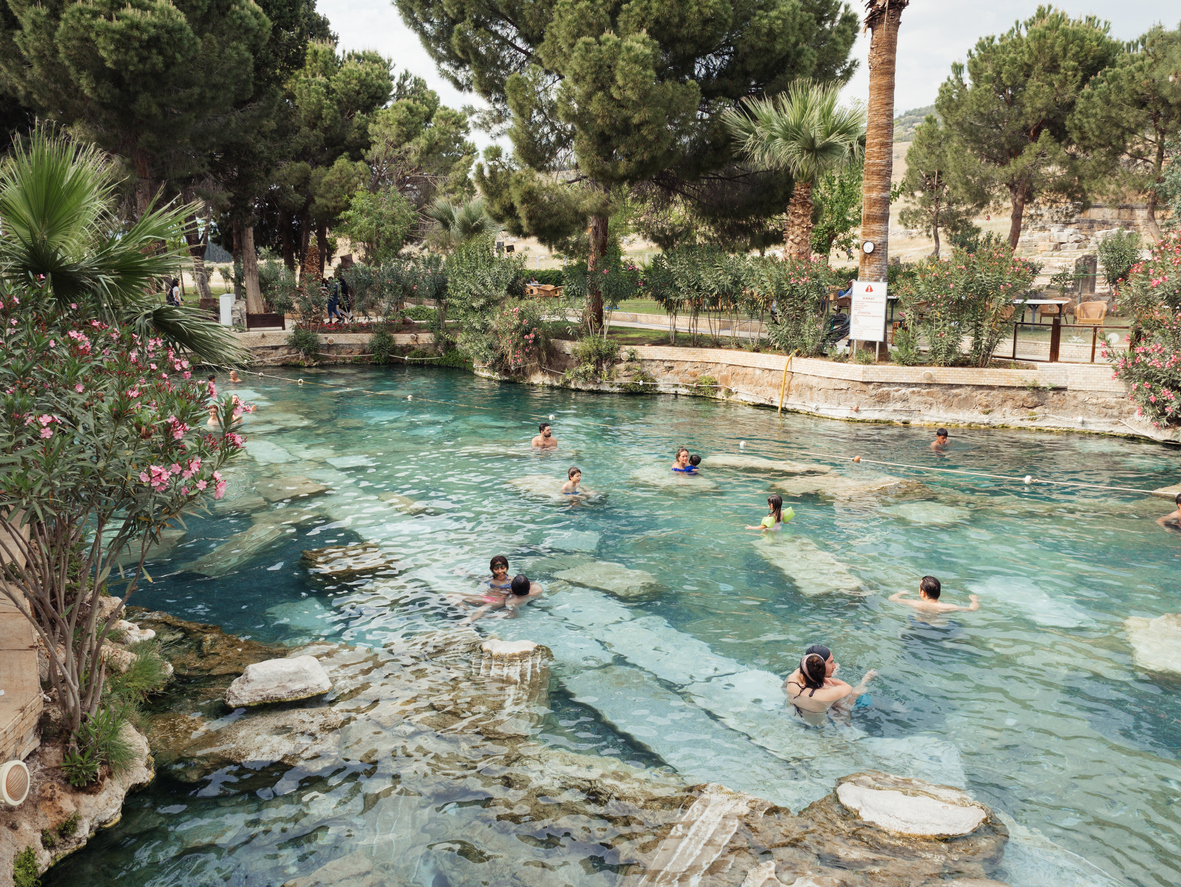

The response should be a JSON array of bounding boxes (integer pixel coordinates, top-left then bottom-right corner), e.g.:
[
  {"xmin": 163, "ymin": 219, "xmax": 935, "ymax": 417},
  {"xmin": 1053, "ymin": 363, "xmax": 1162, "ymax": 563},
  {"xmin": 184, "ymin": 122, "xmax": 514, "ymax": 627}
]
[{"xmin": 470, "ymin": 640, "xmax": 553, "ymax": 734}]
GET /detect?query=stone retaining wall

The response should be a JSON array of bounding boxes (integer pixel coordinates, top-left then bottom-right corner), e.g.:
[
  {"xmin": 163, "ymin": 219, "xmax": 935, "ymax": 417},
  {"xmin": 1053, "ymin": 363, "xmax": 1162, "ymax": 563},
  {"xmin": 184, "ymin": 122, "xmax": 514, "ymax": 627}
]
[{"xmin": 238, "ymin": 332, "xmax": 1176, "ymax": 443}]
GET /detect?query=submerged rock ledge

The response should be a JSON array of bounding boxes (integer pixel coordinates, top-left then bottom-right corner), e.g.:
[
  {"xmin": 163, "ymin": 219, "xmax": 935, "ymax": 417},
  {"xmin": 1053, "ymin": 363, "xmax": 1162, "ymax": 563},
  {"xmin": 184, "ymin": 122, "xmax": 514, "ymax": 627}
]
[{"xmin": 129, "ymin": 613, "xmax": 1011, "ymax": 887}]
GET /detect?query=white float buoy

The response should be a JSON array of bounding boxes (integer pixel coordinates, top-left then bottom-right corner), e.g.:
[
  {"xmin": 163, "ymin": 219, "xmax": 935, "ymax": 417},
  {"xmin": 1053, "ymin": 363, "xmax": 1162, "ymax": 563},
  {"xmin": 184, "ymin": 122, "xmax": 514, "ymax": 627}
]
[
  {"xmin": 297, "ymin": 379, "xmax": 304, "ymax": 385},
  {"xmin": 407, "ymin": 395, "xmax": 413, "ymax": 400},
  {"xmin": 1024, "ymin": 475, "xmax": 1032, "ymax": 485},
  {"xmin": 549, "ymin": 414, "xmax": 555, "ymax": 420},
  {"xmin": 739, "ymin": 440, "xmax": 745, "ymax": 448}
]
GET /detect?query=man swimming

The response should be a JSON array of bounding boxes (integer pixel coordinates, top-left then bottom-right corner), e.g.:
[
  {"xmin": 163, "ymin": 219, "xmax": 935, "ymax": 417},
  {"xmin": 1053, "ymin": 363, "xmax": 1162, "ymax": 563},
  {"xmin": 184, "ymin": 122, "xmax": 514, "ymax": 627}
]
[
  {"xmin": 930, "ymin": 428, "xmax": 949, "ymax": 452},
  {"xmin": 1158, "ymin": 493, "xmax": 1181, "ymax": 534},
  {"xmin": 532, "ymin": 423, "xmax": 558, "ymax": 449},
  {"xmin": 889, "ymin": 575, "xmax": 979, "ymax": 613}
]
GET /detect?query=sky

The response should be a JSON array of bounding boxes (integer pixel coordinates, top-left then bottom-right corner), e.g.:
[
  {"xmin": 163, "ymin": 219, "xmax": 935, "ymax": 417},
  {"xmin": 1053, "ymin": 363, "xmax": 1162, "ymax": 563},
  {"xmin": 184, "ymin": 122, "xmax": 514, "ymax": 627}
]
[{"xmin": 317, "ymin": 0, "xmax": 1178, "ymax": 147}]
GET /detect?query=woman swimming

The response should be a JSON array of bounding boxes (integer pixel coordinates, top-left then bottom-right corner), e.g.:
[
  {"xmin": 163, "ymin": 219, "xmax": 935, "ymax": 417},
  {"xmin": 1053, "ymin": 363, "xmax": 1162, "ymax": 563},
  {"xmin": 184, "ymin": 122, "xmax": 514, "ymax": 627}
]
[
  {"xmin": 746, "ymin": 494, "xmax": 794, "ymax": 531},
  {"xmin": 671, "ymin": 447, "xmax": 693, "ymax": 473},
  {"xmin": 782, "ymin": 645, "xmax": 876, "ymax": 716}
]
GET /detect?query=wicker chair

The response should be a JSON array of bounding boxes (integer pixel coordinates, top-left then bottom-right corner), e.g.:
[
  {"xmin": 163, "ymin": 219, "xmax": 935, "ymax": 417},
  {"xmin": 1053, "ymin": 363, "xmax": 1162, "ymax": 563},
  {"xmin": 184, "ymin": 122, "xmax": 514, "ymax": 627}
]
[{"xmin": 1075, "ymin": 301, "xmax": 1107, "ymax": 326}]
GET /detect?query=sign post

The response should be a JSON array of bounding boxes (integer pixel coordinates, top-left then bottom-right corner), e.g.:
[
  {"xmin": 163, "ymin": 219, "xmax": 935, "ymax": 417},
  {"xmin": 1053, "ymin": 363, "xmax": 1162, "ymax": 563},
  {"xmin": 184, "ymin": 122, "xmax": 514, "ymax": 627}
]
[{"xmin": 849, "ymin": 280, "xmax": 888, "ymax": 359}]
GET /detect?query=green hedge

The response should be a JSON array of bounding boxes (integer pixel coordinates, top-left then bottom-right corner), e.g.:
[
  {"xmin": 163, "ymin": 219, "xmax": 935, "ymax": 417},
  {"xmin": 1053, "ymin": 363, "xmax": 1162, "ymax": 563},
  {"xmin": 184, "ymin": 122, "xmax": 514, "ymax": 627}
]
[{"xmin": 528, "ymin": 269, "xmax": 566, "ymax": 286}]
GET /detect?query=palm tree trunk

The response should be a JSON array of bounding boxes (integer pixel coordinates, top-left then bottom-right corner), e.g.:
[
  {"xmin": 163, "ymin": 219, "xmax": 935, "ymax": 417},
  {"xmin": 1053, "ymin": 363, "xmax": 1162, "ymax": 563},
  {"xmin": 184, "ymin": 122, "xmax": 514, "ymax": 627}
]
[
  {"xmin": 786, "ymin": 181, "xmax": 815, "ymax": 260},
  {"xmin": 858, "ymin": 0, "xmax": 909, "ymax": 283},
  {"xmin": 585, "ymin": 213, "xmax": 609, "ymax": 332},
  {"xmin": 130, "ymin": 146, "xmax": 154, "ymax": 220}
]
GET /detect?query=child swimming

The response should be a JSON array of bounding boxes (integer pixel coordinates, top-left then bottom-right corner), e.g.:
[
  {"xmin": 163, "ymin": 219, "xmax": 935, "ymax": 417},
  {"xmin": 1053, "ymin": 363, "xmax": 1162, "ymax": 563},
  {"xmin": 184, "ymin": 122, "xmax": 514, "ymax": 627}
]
[
  {"xmin": 687, "ymin": 454, "xmax": 702, "ymax": 474},
  {"xmin": 746, "ymin": 494, "xmax": 795, "ymax": 531},
  {"xmin": 561, "ymin": 466, "xmax": 582, "ymax": 495}
]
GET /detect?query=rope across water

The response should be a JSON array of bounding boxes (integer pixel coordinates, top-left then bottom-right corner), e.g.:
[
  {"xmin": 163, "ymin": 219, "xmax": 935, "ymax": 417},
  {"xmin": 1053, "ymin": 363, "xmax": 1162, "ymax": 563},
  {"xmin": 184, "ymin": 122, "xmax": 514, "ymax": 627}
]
[{"xmin": 233, "ymin": 368, "xmax": 1167, "ymax": 498}]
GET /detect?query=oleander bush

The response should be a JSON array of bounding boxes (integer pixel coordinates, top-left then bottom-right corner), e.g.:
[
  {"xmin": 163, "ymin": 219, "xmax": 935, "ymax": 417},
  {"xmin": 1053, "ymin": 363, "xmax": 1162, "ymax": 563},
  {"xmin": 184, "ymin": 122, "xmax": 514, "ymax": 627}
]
[
  {"xmin": 895, "ymin": 241, "xmax": 1038, "ymax": 367},
  {"xmin": 1110, "ymin": 233, "xmax": 1181, "ymax": 427}
]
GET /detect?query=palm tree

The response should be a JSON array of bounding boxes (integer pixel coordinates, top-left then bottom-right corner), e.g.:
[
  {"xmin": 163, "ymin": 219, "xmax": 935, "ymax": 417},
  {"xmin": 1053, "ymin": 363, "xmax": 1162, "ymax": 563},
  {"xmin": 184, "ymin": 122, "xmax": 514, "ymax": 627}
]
[
  {"xmin": 723, "ymin": 82, "xmax": 865, "ymax": 260},
  {"xmin": 859, "ymin": 0, "xmax": 910, "ymax": 282},
  {"xmin": 424, "ymin": 196, "xmax": 502, "ymax": 253},
  {"xmin": 0, "ymin": 128, "xmax": 246, "ymax": 365}
]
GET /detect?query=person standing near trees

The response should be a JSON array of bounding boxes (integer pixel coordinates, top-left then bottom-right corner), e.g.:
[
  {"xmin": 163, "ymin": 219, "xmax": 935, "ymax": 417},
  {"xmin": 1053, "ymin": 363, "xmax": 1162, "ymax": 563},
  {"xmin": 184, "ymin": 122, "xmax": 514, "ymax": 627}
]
[
  {"xmin": 167, "ymin": 278, "xmax": 181, "ymax": 307},
  {"xmin": 326, "ymin": 275, "xmax": 341, "ymax": 323}
]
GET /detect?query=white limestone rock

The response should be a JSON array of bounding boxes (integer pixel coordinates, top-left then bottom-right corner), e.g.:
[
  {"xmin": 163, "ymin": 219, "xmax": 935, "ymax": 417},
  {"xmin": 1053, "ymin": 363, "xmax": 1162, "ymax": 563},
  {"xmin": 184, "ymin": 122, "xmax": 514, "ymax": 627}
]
[
  {"xmin": 555, "ymin": 561, "xmax": 659, "ymax": 598},
  {"xmin": 257, "ymin": 475, "xmax": 331, "ymax": 502},
  {"xmin": 703, "ymin": 454, "xmax": 831, "ymax": 475},
  {"xmin": 112, "ymin": 619, "xmax": 156, "ymax": 644},
  {"xmin": 835, "ymin": 772, "xmax": 988, "ymax": 838},
  {"xmin": 225, "ymin": 655, "xmax": 332, "ymax": 708},
  {"xmin": 754, "ymin": 535, "xmax": 864, "ymax": 595},
  {"xmin": 1125, "ymin": 613, "xmax": 1181, "ymax": 675},
  {"xmin": 630, "ymin": 464, "xmax": 719, "ymax": 491}
]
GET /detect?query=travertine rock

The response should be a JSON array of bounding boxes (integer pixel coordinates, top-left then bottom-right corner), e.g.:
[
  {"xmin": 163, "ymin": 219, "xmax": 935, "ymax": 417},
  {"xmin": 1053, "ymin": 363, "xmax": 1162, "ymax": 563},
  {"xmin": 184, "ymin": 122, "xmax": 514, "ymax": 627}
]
[
  {"xmin": 225, "ymin": 655, "xmax": 332, "ymax": 708},
  {"xmin": 703, "ymin": 454, "xmax": 831, "ymax": 475},
  {"xmin": 112, "ymin": 618, "xmax": 156, "ymax": 644},
  {"xmin": 754, "ymin": 535, "xmax": 864, "ymax": 595},
  {"xmin": 301, "ymin": 543, "xmax": 398, "ymax": 580},
  {"xmin": 1125, "ymin": 613, "xmax": 1181, "ymax": 675},
  {"xmin": 835, "ymin": 773, "xmax": 988, "ymax": 837},
  {"xmin": 257, "ymin": 474, "xmax": 331, "ymax": 502},
  {"xmin": 555, "ymin": 561, "xmax": 660, "ymax": 598}
]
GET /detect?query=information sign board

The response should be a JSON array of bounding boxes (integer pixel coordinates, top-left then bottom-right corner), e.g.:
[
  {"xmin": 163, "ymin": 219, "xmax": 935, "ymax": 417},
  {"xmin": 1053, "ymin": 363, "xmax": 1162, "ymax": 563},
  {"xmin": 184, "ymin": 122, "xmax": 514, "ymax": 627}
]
[{"xmin": 849, "ymin": 280, "xmax": 888, "ymax": 343}]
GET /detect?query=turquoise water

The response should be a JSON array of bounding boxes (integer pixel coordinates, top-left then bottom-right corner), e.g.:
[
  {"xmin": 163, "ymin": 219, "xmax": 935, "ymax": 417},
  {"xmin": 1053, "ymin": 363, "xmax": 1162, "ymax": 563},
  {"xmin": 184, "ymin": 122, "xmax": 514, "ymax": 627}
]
[{"xmin": 45, "ymin": 366, "xmax": 1181, "ymax": 887}]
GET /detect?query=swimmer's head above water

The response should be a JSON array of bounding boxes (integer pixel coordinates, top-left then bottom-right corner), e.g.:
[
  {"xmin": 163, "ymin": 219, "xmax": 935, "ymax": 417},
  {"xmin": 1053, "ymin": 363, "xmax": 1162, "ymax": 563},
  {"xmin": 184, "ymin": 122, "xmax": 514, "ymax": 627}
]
[
  {"xmin": 539, "ymin": 423, "xmax": 552, "ymax": 436},
  {"xmin": 490, "ymin": 555, "xmax": 509, "ymax": 574},
  {"xmin": 920, "ymin": 575, "xmax": 941, "ymax": 600},
  {"xmin": 510, "ymin": 574, "xmax": 532, "ymax": 596},
  {"xmin": 568, "ymin": 466, "xmax": 581, "ymax": 480},
  {"xmin": 797, "ymin": 653, "xmax": 828, "ymax": 696},
  {"xmin": 805, "ymin": 644, "xmax": 835, "ymax": 676},
  {"xmin": 767, "ymin": 494, "xmax": 783, "ymax": 522}
]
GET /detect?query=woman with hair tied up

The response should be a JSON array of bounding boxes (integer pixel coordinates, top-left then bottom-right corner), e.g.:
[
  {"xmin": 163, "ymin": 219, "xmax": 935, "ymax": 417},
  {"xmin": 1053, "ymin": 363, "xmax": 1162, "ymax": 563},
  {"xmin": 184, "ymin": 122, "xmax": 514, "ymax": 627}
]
[{"xmin": 782, "ymin": 644, "xmax": 876, "ymax": 722}]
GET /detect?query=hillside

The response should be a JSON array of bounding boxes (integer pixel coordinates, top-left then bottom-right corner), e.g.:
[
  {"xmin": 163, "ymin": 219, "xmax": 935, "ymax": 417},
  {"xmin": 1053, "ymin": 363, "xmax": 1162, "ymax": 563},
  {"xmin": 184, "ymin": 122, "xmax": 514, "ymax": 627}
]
[{"xmin": 894, "ymin": 104, "xmax": 937, "ymax": 142}]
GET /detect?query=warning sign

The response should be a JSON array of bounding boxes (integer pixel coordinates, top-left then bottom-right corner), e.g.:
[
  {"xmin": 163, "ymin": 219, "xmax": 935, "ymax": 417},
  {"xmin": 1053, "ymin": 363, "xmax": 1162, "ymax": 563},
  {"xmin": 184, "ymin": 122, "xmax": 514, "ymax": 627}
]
[{"xmin": 849, "ymin": 280, "xmax": 888, "ymax": 342}]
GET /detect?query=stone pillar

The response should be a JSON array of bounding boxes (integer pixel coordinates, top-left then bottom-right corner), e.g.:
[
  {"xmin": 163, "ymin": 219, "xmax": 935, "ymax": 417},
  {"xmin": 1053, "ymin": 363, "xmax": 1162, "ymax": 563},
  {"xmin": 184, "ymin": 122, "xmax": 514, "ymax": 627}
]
[{"xmin": 471, "ymin": 640, "xmax": 553, "ymax": 733}]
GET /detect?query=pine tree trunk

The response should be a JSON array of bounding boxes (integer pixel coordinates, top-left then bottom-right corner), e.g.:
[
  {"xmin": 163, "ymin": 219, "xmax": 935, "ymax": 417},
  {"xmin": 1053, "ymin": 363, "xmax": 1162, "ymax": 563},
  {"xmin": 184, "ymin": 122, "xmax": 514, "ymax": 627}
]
[
  {"xmin": 231, "ymin": 219, "xmax": 244, "ymax": 299},
  {"xmin": 184, "ymin": 212, "xmax": 213, "ymax": 301},
  {"xmin": 1008, "ymin": 183, "xmax": 1027, "ymax": 251},
  {"xmin": 280, "ymin": 209, "xmax": 296, "ymax": 271},
  {"xmin": 584, "ymin": 213, "xmax": 609, "ymax": 332},
  {"xmin": 317, "ymin": 222, "xmax": 329, "ymax": 277},
  {"xmin": 1146, "ymin": 139, "xmax": 1165, "ymax": 242},
  {"xmin": 785, "ymin": 181, "xmax": 815, "ymax": 260},
  {"xmin": 131, "ymin": 147, "xmax": 154, "ymax": 220},
  {"xmin": 242, "ymin": 225, "xmax": 264, "ymax": 314},
  {"xmin": 858, "ymin": 1, "xmax": 908, "ymax": 284},
  {"xmin": 298, "ymin": 212, "xmax": 311, "ymax": 270}
]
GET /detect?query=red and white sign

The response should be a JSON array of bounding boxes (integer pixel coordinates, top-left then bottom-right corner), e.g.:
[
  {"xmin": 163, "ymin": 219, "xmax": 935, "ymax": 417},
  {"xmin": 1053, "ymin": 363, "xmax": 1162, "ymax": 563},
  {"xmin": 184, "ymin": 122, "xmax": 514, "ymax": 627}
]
[{"xmin": 849, "ymin": 280, "xmax": 888, "ymax": 342}]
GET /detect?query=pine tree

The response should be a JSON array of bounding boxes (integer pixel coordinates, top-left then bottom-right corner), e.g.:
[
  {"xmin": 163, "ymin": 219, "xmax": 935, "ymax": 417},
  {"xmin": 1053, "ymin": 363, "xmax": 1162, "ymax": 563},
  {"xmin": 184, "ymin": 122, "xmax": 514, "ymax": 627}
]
[
  {"xmin": 398, "ymin": 0, "xmax": 858, "ymax": 330},
  {"xmin": 936, "ymin": 6, "xmax": 1121, "ymax": 249},
  {"xmin": 898, "ymin": 116, "xmax": 982, "ymax": 258}
]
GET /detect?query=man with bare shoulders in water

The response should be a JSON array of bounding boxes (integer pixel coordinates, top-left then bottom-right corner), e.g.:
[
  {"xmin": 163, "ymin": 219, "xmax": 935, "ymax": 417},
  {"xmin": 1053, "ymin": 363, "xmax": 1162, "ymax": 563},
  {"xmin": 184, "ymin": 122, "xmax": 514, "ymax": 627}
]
[{"xmin": 532, "ymin": 422, "xmax": 557, "ymax": 449}]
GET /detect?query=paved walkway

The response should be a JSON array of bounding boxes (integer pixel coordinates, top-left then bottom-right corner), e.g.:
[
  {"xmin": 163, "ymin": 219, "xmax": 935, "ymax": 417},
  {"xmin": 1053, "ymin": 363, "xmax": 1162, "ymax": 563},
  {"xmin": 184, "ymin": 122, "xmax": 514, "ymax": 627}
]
[{"xmin": 0, "ymin": 587, "xmax": 41, "ymax": 762}]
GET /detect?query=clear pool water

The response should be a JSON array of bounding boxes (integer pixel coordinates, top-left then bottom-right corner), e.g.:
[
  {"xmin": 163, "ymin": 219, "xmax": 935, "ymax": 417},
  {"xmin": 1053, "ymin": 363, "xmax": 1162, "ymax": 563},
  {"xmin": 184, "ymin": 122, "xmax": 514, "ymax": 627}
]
[{"xmin": 45, "ymin": 366, "xmax": 1181, "ymax": 887}]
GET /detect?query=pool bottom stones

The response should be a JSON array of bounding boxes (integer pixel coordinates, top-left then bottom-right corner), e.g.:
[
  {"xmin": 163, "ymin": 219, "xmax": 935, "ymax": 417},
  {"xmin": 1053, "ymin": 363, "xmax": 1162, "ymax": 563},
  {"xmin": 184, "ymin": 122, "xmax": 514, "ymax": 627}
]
[{"xmin": 138, "ymin": 614, "xmax": 1008, "ymax": 887}]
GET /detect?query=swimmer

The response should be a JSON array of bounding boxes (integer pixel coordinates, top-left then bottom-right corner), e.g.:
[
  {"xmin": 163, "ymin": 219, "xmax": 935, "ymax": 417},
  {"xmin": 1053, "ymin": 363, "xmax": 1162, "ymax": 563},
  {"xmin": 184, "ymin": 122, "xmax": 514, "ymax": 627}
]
[
  {"xmin": 462, "ymin": 573, "xmax": 544, "ymax": 624},
  {"xmin": 561, "ymin": 466, "xmax": 582, "ymax": 496},
  {"xmin": 889, "ymin": 575, "xmax": 979, "ymax": 613},
  {"xmin": 746, "ymin": 493, "xmax": 794, "ymax": 531},
  {"xmin": 532, "ymin": 422, "xmax": 558, "ymax": 450},
  {"xmin": 206, "ymin": 374, "xmax": 217, "ymax": 400},
  {"xmin": 205, "ymin": 403, "xmax": 220, "ymax": 428},
  {"xmin": 483, "ymin": 555, "xmax": 513, "ymax": 593},
  {"xmin": 687, "ymin": 454, "xmax": 702, "ymax": 474},
  {"xmin": 503, "ymin": 573, "xmax": 544, "ymax": 617},
  {"xmin": 671, "ymin": 447, "xmax": 693, "ymax": 473},
  {"xmin": 782, "ymin": 644, "xmax": 876, "ymax": 717},
  {"xmin": 1157, "ymin": 493, "xmax": 1181, "ymax": 534},
  {"xmin": 930, "ymin": 428, "xmax": 949, "ymax": 452},
  {"xmin": 229, "ymin": 369, "xmax": 242, "ymax": 383},
  {"xmin": 451, "ymin": 556, "xmax": 512, "ymax": 622}
]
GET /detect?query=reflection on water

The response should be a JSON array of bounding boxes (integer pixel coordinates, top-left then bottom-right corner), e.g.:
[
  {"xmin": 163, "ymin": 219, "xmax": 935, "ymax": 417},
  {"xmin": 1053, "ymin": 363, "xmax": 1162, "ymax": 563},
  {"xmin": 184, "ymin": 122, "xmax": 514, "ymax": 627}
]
[{"xmin": 46, "ymin": 366, "xmax": 1181, "ymax": 887}]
